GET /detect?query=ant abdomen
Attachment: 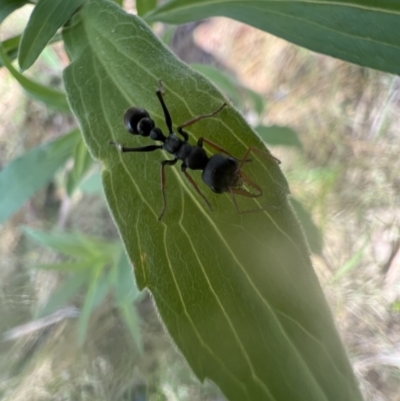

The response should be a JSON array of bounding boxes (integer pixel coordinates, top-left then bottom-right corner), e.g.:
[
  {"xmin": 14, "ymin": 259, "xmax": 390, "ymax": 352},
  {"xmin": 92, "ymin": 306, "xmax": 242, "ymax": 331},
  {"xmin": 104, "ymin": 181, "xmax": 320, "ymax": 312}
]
[
  {"xmin": 124, "ymin": 107, "xmax": 154, "ymax": 136},
  {"xmin": 202, "ymin": 154, "xmax": 239, "ymax": 193}
]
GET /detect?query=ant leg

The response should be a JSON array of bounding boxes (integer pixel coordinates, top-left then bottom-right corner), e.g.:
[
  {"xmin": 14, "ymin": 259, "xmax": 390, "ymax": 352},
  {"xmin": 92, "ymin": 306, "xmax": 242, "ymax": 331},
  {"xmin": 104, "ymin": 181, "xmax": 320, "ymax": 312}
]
[
  {"xmin": 198, "ymin": 137, "xmax": 252, "ymax": 165},
  {"xmin": 198, "ymin": 137, "xmax": 237, "ymax": 159},
  {"xmin": 177, "ymin": 103, "xmax": 227, "ymax": 140},
  {"xmin": 158, "ymin": 158, "xmax": 178, "ymax": 221},
  {"xmin": 181, "ymin": 163, "xmax": 213, "ymax": 211},
  {"xmin": 237, "ymin": 146, "xmax": 281, "ymax": 171},
  {"xmin": 178, "ymin": 128, "xmax": 189, "ymax": 142},
  {"xmin": 229, "ymin": 190, "xmax": 241, "ymax": 214},
  {"xmin": 155, "ymin": 81, "xmax": 173, "ymax": 134},
  {"xmin": 229, "ymin": 188, "xmax": 268, "ymax": 214},
  {"xmin": 109, "ymin": 142, "xmax": 162, "ymax": 153},
  {"xmin": 237, "ymin": 170, "xmax": 263, "ymax": 197}
]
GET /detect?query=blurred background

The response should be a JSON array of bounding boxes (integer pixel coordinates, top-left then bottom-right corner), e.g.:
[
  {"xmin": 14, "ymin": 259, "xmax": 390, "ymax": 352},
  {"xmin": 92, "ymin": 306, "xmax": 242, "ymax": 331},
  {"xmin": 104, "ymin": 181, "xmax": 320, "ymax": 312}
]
[{"xmin": 1, "ymin": 2, "xmax": 400, "ymax": 400}]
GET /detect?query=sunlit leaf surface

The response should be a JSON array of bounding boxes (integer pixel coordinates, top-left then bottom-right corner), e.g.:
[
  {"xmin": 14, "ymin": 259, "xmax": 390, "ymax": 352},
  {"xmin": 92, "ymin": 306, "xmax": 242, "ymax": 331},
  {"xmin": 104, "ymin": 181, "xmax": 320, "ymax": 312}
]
[
  {"xmin": 147, "ymin": 0, "xmax": 400, "ymax": 75},
  {"xmin": 62, "ymin": 1, "xmax": 363, "ymax": 400},
  {"xmin": 18, "ymin": 0, "xmax": 84, "ymax": 70}
]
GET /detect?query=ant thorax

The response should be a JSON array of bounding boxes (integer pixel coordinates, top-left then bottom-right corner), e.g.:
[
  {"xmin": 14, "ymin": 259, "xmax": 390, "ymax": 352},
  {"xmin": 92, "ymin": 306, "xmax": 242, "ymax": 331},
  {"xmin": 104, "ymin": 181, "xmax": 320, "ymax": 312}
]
[
  {"xmin": 182, "ymin": 146, "xmax": 209, "ymax": 170},
  {"xmin": 164, "ymin": 134, "xmax": 209, "ymax": 171},
  {"xmin": 163, "ymin": 133, "xmax": 181, "ymax": 153}
]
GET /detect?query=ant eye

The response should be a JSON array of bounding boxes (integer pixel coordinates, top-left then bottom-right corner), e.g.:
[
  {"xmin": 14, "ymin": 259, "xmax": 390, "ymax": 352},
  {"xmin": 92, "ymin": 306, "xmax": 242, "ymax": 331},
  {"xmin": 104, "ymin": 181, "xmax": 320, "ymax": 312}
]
[{"xmin": 124, "ymin": 107, "xmax": 150, "ymax": 134}]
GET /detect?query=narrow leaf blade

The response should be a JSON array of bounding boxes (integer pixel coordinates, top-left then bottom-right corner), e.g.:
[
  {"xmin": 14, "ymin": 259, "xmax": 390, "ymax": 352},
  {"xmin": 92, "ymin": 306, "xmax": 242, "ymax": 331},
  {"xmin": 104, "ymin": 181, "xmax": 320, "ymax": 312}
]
[
  {"xmin": 136, "ymin": 0, "xmax": 157, "ymax": 17},
  {"xmin": 256, "ymin": 125, "xmax": 302, "ymax": 149},
  {"xmin": 119, "ymin": 302, "xmax": 143, "ymax": 352},
  {"xmin": 191, "ymin": 63, "xmax": 266, "ymax": 115},
  {"xmin": 0, "ymin": 47, "xmax": 70, "ymax": 112},
  {"xmin": 331, "ymin": 244, "xmax": 367, "ymax": 282},
  {"xmin": 78, "ymin": 269, "xmax": 107, "ymax": 346},
  {"xmin": 147, "ymin": 0, "xmax": 400, "ymax": 75},
  {"xmin": 18, "ymin": 0, "xmax": 84, "ymax": 70},
  {"xmin": 115, "ymin": 248, "xmax": 143, "ymax": 351},
  {"xmin": 24, "ymin": 228, "xmax": 120, "ymax": 264},
  {"xmin": 78, "ymin": 170, "xmax": 103, "ymax": 195},
  {"xmin": 0, "ymin": 33, "xmax": 62, "ymax": 67},
  {"xmin": 244, "ymin": 88, "xmax": 265, "ymax": 116},
  {"xmin": 0, "ymin": 0, "xmax": 29, "ymax": 25},
  {"xmin": 191, "ymin": 63, "xmax": 243, "ymax": 108},
  {"xmin": 34, "ymin": 261, "xmax": 94, "ymax": 273},
  {"xmin": 0, "ymin": 35, "xmax": 21, "ymax": 66},
  {"xmin": 23, "ymin": 228, "xmax": 93, "ymax": 258},
  {"xmin": 66, "ymin": 137, "xmax": 94, "ymax": 196},
  {"xmin": 0, "ymin": 130, "xmax": 80, "ymax": 223},
  {"xmin": 36, "ymin": 272, "xmax": 88, "ymax": 317},
  {"xmin": 114, "ymin": 249, "xmax": 141, "ymax": 304}
]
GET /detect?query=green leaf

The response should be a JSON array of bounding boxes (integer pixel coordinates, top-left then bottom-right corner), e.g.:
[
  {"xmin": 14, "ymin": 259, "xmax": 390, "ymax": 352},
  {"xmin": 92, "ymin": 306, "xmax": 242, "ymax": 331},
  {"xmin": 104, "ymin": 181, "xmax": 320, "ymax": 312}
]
[
  {"xmin": 114, "ymin": 249, "xmax": 140, "ymax": 304},
  {"xmin": 256, "ymin": 125, "xmax": 302, "ymax": 149},
  {"xmin": 36, "ymin": 271, "xmax": 88, "ymax": 317},
  {"xmin": 0, "ymin": 46, "xmax": 70, "ymax": 112},
  {"xmin": 62, "ymin": 1, "xmax": 363, "ymax": 400},
  {"xmin": 0, "ymin": 35, "xmax": 21, "ymax": 66},
  {"xmin": 191, "ymin": 63, "xmax": 243, "ymax": 108},
  {"xmin": 244, "ymin": 87, "xmax": 265, "ymax": 117},
  {"xmin": 90, "ymin": 270, "xmax": 111, "ymax": 310},
  {"xmin": 0, "ymin": 130, "xmax": 80, "ymax": 223},
  {"xmin": 29, "ymin": 230, "xmax": 125, "ymax": 344},
  {"xmin": 0, "ymin": 33, "xmax": 61, "ymax": 67},
  {"xmin": 331, "ymin": 244, "xmax": 367, "ymax": 282},
  {"xmin": 136, "ymin": 0, "xmax": 157, "ymax": 17},
  {"xmin": 391, "ymin": 301, "xmax": 400, "ymax": 313},
  {"xmin": 289, "ymin": 197, "xmax": 323, "ymax": 255},
  {"xmin": 191, "ymin": 63, "xmax": 266, "ymax": 116},
  {"xmin": 24, "ymin": 228, "xmax": 91, "ymax": 257},
  {"xmin": 119, "ymin": 302, "xmax": 143, "ymax": 352},
  {"xmin": 18, "ymin": 0, "xmax": 84, "ymax": 71},
  {"xmin": 105, "ymin": 248, "xmax": 143, "ymax": 350},
  {"xmin": 78, "ymin": 170, "xmax": 103, "ymax": 195},
  {"xmin": 78, "ymin": 267, "xmax": 104, "ymax": 346},
  {"xmin": 147, "ymin": 0, "xmax": 400, "ymax": 76},
  {"xmin": 34, "ymin": 261, "xmax": 95, "ymax": 273},
  {"xmin": 0, "ymin": 0, "xmax": 29, "ymax": 25},
  {"xmin": 160, "ymin": 24, "xmax": 176, "ymax": 46},
  {"xmin": 66, "ymin": 137, "xmax": 94, "ymax": 196},
  {"xmin": 115, "ymin": 251, "xmax": 143, "ymax": 351},
  {"xmin": 24, "ymin": 227, "xmax": 119, "ymax": 260}
]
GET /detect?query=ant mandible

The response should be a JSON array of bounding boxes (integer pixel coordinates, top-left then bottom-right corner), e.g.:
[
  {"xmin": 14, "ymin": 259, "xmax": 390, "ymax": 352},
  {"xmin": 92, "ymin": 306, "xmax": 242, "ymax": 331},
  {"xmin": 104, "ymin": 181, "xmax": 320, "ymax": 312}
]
[{"xmin": 109, "ymin": 81, "xmax": 279, "ymax": 221}]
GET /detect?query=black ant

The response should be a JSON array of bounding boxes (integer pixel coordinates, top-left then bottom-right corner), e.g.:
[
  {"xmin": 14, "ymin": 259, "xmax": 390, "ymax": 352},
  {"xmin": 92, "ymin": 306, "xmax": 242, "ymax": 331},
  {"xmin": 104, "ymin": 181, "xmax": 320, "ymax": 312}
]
[{"xmin": 109, "ymin": 81, "xmax": 279, "ymax": 220}]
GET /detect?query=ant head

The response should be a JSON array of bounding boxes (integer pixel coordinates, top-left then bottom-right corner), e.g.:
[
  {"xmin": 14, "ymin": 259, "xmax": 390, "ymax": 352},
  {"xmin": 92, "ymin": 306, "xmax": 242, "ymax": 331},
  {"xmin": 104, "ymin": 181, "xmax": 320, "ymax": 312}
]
[{"xmin": 124, "ymin": 107, "xmax": 154, "ymax": 136}]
